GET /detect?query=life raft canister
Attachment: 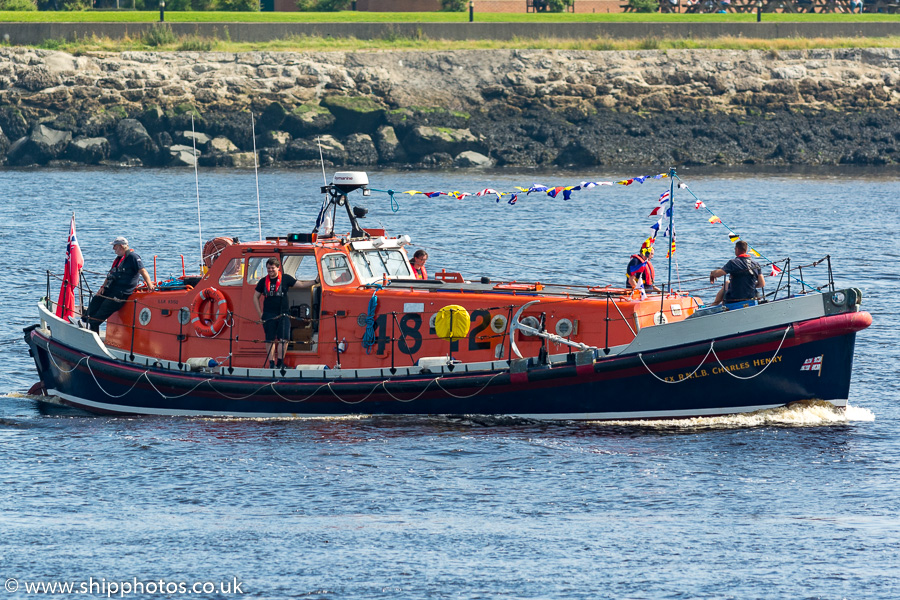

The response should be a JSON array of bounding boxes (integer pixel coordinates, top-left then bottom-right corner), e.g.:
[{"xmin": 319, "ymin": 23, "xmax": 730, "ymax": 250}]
[
  {"xmin": 190, "ymin": 287, "xmax": 230, "ymax": 338},
  {"xmin": 434, "ymin": 305, "xmax": 470, "ymax": 342}
]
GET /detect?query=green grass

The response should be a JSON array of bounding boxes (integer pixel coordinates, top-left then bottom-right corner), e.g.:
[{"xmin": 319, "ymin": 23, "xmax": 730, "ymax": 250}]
[{"xmin": 0, "ymin": 10, "xmax": 898, "ymax": 22}]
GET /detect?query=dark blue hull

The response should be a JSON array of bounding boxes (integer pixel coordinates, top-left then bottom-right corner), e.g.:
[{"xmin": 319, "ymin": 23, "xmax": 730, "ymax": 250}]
[{"xmin": 24, "ymin": 310, "xmax": 870, "ymax": 420}]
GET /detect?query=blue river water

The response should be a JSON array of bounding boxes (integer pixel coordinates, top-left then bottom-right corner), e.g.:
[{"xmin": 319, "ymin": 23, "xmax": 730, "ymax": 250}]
[{"xmin": 1, "ymin": 166, "xmax": 899, "ymax": 599}]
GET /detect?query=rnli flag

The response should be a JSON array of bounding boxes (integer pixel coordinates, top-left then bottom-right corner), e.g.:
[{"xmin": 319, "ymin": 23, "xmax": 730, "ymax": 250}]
[
  {"xmin": 55, "ymin": 214, "xmax": 84, "ymax": 320},
  {"xmin": 800, "ymin": 355, "xmax": 823, "ymax": 373}
]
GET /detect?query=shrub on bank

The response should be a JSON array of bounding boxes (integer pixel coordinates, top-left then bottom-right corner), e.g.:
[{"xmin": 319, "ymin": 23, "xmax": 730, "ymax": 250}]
[
  {"xmin": 440, "ymin": 0, "xmax": 466, "ymax": 10},
  {"xmin": 628, "ymin": 0, "xmax": 659, "ymax": 11},
  {"xmin": 93, "ymin": 0, "xmax": 257, "ymax": 8},
  {"xmin": 296, "ymin": 0, "xmax": 351, "ymax": 10},
  {"xmin": 142, "ymin": 23, "xmax": 176, "ymax": 46},
  {"xmin": 217, "ymin": 0, "xmax": 259, "ymax": 9},
  {"xmin": 1, "ymin": 0, "xmax": 35, "ymax": 9}
]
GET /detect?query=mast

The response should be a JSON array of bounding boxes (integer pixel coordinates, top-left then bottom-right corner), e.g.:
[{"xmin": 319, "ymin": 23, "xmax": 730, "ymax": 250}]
[
  {"xmin": 192, "ymin": 115, "xmax": 203, "ymax": 268},
  {"xmin": 251, "ymin": 112, "xmax": 262, "ymax": 242},
  {"xmin": 666, "ymin": 167, "xmax": 676, "ymax": 295}
]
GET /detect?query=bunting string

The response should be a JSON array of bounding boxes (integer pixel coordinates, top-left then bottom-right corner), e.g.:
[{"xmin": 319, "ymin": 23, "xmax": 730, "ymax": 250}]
[
  {"xmin": 370, "ymin": 172, "xmax": 670, "ymax": 207},
  {"xmin": 672, "ymin": 175, "xmax": 816, "ymax": 292},
  {"xmin": 366, "ymin": 170, "xmax": 818, "ymax": 293}
]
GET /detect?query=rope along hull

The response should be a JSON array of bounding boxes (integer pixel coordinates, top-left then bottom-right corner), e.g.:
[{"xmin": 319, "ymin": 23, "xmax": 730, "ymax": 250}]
[{"xmin": 24, "ymin": 311, "xmax": 869, "ymax": 420}]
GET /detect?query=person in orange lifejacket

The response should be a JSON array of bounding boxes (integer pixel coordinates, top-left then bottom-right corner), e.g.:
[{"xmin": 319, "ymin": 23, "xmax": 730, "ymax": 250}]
[
  {"xmin": 626, "ymin": 243, "xmax": 660, "ymax": 293},
  {"xmin": 253, "ymin": 257, "xmax": 312, "ymax": 369},
  {"xmin": 410, "ymin": 250, "xmax": 428, "ymax": 280}
]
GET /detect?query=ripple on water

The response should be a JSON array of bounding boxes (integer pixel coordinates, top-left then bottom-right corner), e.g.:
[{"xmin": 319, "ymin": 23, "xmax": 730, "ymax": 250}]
[{"xmin": 2, "ymin": 168, "xmax": 899, "ymax": 599}]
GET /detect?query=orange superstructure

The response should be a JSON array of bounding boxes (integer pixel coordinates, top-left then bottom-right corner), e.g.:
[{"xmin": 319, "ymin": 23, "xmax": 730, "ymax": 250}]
[{"xmin": 105, "ymin": 228, "xmax": 698, "ymax": 372}]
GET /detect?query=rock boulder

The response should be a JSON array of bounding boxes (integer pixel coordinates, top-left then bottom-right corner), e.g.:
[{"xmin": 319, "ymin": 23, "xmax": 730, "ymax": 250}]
[
  {"xmin": 283, "ymin": 105, "xmax": 336, "ymax": 138},
  {"xmin": 321, "ymin": 96, "xmax": 386, "ymax": 135},
  {"xmin": 23, "ymin": 124, "xmax": 72, "ymax": 164},
  {"xmin": 66, "ymin": 137, "xmax": 110, "ymax": 164},
  {"xmin": 116, "ymin": 119, "xmax": 157, "ymax": 162},
  {"xmin": 403, "ymin": 126, "xmax": 485, "ymax": 158}
]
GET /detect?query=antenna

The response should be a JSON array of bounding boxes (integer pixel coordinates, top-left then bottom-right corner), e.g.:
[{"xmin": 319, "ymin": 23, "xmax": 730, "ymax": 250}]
[
  {"xmin": 317, "ymin": 136, "xmax": 327, "ymax": 185},
  {"xmin": 666, "ymin": 167, "xmax": 676, "ymax": 296},
  {"xmin": 251, "ymin": 112, "xmax": 262, "ymax": 242},
  {"xmin": 191, "ymin": 114, "xmax": 203, "ymax": 268}
]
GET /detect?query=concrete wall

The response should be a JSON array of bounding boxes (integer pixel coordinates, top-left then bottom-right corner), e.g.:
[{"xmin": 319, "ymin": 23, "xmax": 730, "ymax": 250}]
[{"xmin": 0, "ymin": 22, "xmax": 897, "ymax": 45}]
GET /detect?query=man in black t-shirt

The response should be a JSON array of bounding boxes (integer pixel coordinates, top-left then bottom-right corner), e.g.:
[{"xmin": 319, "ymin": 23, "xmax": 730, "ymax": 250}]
[
  {"xmin": 710, "ymin": 241, "xmax": 765, "ymax": 306},
  {"xmin": 254, "ymin": 257, "xmax": 313, "ymax": 369},
  {"xmin": 80, "ymin": 236, "xmax": 155, "ymax": 332}
]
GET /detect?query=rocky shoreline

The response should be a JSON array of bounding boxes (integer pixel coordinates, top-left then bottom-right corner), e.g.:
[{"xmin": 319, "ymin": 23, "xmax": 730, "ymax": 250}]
[{"xmin": 1, "ymin": 47, "xmax": 898, "ymax": 169}]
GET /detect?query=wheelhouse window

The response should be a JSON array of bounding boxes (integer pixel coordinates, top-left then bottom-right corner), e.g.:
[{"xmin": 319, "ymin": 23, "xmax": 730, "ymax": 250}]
[
  {"xmin": 321, "ymin": 253, "xmax": 355, "ymax": 286},
  {"xmin": 282, "ymin": 254, "xmax": 318, "ymax": 282},
  {"xmin": 247, "ymin": 254, "xmax": 319, "ymax": 286},
  {"xmin": 246, "ymin": 257, "xmax": 270, "ymax": 286},
  {"xmin": 350, "ymin": 249, "xmax": 411, "ymax": 283},
  {"xmin": 218, "ymin": 258, "xmax": 244, "ymax": 287}
]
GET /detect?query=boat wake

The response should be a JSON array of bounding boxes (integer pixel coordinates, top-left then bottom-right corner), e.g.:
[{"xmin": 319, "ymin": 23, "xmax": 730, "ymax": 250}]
[
  {"xmin": 5, "ymin": 393, "xmax": 873, "ymax": 429},
  {"xmin": 594, "ymin": 400, "xmax": 874, "ymax": 429}
]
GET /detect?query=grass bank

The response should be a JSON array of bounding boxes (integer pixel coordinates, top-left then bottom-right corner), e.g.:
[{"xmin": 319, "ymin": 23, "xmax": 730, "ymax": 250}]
[
  {"xmin": 1, "ymin": 10, "xmax": 899, "ymax": 23},
  {"xmin": 35, "ymin": 31, "xmax": 900, "ymax": 53}
]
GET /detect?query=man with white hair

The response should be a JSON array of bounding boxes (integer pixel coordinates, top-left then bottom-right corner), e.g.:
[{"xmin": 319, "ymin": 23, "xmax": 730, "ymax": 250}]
[{"xmin": 77, "ymin": 236, "xmax": 154, "ymax": 332}]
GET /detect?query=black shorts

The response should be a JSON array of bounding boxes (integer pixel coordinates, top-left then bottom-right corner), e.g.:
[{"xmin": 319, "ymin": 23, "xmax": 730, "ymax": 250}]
[{"xmin": 262, "ymin": 314, "xmax": 290, "ymax": 342}]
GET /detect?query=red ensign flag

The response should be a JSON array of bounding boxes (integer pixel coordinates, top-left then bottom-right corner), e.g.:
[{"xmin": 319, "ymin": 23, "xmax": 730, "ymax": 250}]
[{"xmin": 55, "ymin": 215, "xmax": 84, "ymax": 320}]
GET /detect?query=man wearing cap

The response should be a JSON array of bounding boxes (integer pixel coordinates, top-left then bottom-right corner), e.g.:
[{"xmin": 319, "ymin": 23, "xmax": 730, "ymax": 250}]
[{"xmin": 79, "ymin": 236, "xmax": 154, "ymax": 332}]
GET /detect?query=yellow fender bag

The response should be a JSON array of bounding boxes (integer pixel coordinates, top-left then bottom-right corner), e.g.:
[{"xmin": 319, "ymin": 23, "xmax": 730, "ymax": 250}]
[{"xmin": 434, "ymin": 305, "xmax": 470, "ymax": 342}]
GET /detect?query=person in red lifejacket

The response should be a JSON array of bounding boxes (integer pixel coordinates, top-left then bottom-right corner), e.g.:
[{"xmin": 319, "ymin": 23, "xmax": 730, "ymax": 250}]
[
  {"xmin": 410, "ymin": 250, "xmax": 428, "ymax": 280},
  {"xmin": 626, "ymin": 243, "xmax": 660, "ymax": 293},
  {"xmin": 253, "ymin": 257, "xmax": 312, "ymax": 369},
  {"xmin": 710, "ymin": 240, "xmax": 765, "ymax": 306},
  {"xmin": 79, "ymin": 236, "xmax": 154, "ymax": 332}
]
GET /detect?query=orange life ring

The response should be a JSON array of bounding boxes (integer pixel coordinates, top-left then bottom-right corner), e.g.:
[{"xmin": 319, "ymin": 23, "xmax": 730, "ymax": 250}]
[{"xmin": 190, "ymin": 287, "xmax": 230, "ymax": 338}]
